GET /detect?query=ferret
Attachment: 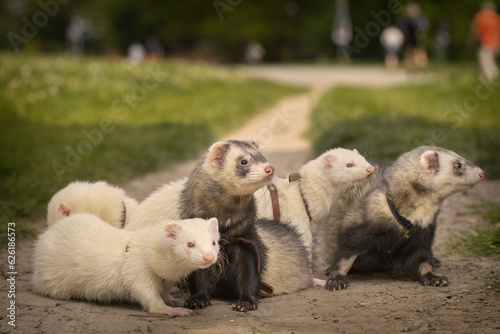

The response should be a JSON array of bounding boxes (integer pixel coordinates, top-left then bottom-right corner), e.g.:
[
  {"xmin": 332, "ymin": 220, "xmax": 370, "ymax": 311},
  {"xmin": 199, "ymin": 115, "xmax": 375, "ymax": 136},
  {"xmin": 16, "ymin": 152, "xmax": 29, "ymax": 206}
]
[
  {"xmin": 255, "ymin": 219, "xmax": 325, "ymax": 296},
  {"xmin": 179, "ymin": 140, "xmax": 274, "ymax": 312},
  {"xmin": 255, "ymin": 148, "xmax": 374, "ymax": 254},
  {"xmin": 324, "ymin": 146, "xmax": 484, "ymax": 291},
  {"xmin": 32, "ymin": 213, "xmax": 219, "ymax": 316},
  {"xmin": 47, "ymin": 181, "xmax": 138, "ymax": 228},
  {"xmin": 126, "ymin": 177, "xmax": 186, "ymax": 231}
]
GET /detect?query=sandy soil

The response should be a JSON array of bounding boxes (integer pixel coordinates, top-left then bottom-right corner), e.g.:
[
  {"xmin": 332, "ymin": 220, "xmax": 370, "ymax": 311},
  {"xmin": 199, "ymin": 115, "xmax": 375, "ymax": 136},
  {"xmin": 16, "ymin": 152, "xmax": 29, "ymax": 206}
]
[{"xmin": 2, "ymin": 66, "xmax": 499, "ymax": 333}]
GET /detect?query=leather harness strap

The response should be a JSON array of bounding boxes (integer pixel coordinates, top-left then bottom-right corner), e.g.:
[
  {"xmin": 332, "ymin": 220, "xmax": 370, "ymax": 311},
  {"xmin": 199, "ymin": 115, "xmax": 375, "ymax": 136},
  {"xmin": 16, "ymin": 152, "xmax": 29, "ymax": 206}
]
[
  {"xmin": 383, "ymin": 196, "xmax": 416, "ymax": 259},
  {"xmin": 267, "ymin": 183, "xmax": 280, "ymax": 221},
  {"xmin": 230, "ymin": 237, "xmax": 274, "ymax": 295},
  {"xmin": 119, "ymin": 201, "xmax": 127, "ymax": 228},
  {"xmin": 288, "ymin": 173, "xmax": 312, "ymax": 222}
]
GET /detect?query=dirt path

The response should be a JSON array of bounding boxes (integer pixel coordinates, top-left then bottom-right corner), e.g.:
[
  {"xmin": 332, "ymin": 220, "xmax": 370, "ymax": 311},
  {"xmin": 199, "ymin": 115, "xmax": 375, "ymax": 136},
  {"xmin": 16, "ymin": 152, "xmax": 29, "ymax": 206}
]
[{"xmin": 3, "ymin": 66, "xmax": 499, "ymax": 334}]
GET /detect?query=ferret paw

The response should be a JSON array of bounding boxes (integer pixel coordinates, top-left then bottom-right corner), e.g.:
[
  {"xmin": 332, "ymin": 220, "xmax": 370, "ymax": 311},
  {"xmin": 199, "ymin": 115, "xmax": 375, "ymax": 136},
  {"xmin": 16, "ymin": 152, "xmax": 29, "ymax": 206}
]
[
  {"xmin": 421, "ymin": 274, "xmax": 449, "ymax": 287},
  {"xmin": 325, "ymin": 275, "xmax": 349, "ymax": 291},
  {"xmin": 184, "ymin": 296, "xmax": 213, "ymax": 310},
  {"xmin": 232, "ymin": 301, "xmax": 257, "ymax": 312},
  {"xmin": 313, "ymin": 278, "xmax": 326, "ymax": 287},
  {"xmin": 149, "ymin": 305, "xmax": 192, "ymax": 317},
  {"xmin": 165, "ymin": 298, "xmax": 185, "ymax": 308}
]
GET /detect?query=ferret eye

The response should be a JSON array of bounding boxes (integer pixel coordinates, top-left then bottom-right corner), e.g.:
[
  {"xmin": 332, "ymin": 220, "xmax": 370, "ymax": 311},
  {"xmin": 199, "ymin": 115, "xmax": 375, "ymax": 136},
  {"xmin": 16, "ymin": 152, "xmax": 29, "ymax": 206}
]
[
  {"xmin": 346, "ymin": 163, "xmax": 354, "ymax": 168},
  {"xmin": 240, "ymin": 159, "xmax": 248, "ymax": 166},
  {"xmin": 455, "ymin": 162, "xmax": 462, "ymax": 169},
  {"xmin": 187, "ymin": 242, "xmax": 195, "ymax": 248},
  {"xmin": 212, "ymin": 241, "xmax": 216, "ymax": 246}
]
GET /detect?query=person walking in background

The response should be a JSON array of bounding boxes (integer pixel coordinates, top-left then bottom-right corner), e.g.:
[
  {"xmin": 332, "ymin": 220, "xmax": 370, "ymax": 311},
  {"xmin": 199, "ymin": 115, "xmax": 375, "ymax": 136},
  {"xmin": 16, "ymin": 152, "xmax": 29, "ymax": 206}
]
[
  {"xmin": 398, "ymin": 2, "xmax": 430, "ymax": 69},
  {"xmin": 380, "ymin": 24, "xmax": 405, "ymax": 69},
  {"xmin": 245, "ymin": 40, "xmax": 266, "ymax": 64},
  {"xmin": 471, "ymin": 2, "xmax": 500, "ymax": 82}
]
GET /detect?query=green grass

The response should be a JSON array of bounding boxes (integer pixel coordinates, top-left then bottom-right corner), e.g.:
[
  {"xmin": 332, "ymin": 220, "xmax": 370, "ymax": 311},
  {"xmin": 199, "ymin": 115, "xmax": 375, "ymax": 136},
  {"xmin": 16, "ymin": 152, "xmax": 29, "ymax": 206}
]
[
  {"xmin": 446, "ymin": 200, "xmax": 500, "ymax": 291},
  {"xmin": 0, "ymin": 53, "xmax": 303, "ymax": 244},
  {"xmin": 446, "ymin": 201, "xmax": 500, "ymax": 260},
  {"xmin": 485, "ymin": 276, "xmax": 500, "ymax": 292},
  {"xmin": 309, "ymin": 63, "xmax": 500, "ymax": 176}
]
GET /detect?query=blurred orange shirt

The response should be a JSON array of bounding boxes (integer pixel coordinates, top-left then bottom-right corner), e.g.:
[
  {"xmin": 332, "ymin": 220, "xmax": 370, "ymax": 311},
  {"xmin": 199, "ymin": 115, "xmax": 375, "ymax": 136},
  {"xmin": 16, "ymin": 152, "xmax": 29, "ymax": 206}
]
[{"xmin": 473, "ymin": 9, "xmax": 500, "ymax": 50}]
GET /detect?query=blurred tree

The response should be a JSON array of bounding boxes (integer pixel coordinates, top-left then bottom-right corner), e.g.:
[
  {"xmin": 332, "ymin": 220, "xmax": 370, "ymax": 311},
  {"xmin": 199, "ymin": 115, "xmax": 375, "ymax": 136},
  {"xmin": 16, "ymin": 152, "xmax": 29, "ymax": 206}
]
[{"xmin": 0, "ymin": 0, "xmax": 488, "ymax": 61}]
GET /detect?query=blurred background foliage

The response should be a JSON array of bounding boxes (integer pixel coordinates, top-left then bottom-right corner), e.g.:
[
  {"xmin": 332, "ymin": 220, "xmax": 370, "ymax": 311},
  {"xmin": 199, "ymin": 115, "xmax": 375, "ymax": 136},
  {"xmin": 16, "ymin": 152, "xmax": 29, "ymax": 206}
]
[{"xmin": 0, "ymin": 0, "xmax": 488, "ymax": 62}]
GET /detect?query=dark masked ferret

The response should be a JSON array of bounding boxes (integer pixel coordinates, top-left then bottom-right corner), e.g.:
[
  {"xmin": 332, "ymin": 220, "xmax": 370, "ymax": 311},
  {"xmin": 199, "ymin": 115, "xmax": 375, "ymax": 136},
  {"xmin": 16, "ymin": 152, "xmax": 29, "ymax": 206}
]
[
  {"xmin": 325, "ymin": 146, "xmax": 484, "ymax": 290},
  {"xmin": 47, "ymin": 181, "xmax": 138, "ymax": 228},
  {"xmin": 32, "ymin": 213, "xmax": 219, "ymax": 316},
  {"xmin": 180, "ymin": 140, "xmax": 275, "ymax": 312}
]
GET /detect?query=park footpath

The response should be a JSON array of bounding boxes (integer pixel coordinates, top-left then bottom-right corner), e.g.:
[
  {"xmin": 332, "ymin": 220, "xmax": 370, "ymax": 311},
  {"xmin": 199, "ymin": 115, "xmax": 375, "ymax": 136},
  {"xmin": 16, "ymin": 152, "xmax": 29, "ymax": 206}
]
[{"xmin": 124, "ymin": 64, "xmax": 432, "ymax": 200}]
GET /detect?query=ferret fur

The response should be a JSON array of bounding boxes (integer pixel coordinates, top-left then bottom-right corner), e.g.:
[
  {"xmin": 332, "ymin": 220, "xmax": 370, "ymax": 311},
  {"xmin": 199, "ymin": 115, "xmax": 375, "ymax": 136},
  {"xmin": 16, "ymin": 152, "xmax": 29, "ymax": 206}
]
[
  {"xmin": 126, "ymin": 177, "xmax": 186, "ymax": 230},
  {"xmin": 256, "ymin": 219, "xmax": 325, "ymax": 296},
  {"xmin": 179, "ymin": 140, "xmax": 274, "ymax": 312},
  {"xmin": 47, "ymin": 181, "xmax": 138, "ymax": 228},
  {"xmin": 324, "ymin": 146, "xmax": 485, "ymax": 290},
  {"xmin": 255, "ymin": 148, "xmax": 374, "ymax": 253},
  {"xmin": 32, "ymin": 213, "xmax": 219, "ymax": 316}
]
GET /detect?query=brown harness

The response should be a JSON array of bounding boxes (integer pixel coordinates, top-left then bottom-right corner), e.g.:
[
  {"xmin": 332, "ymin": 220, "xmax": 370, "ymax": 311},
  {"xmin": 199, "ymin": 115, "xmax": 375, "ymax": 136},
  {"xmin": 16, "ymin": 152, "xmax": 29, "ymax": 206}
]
[
  {"xmin": 119, "ymin": 201, "xmax": 127, "ymax": 228},
  {"xmin": 267, "ymin": 173, "xmax": 312, "ymax": 222},
  {"xmin": 229, "ymin": 237, "xmax": 274, "ymax": 295}
]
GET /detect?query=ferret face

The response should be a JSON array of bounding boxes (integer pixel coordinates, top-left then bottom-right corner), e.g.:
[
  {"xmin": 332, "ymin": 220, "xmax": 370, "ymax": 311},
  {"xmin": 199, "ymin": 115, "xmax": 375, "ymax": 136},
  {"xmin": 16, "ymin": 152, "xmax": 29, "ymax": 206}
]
[
  {"xmin": 206, "ymin": 140, "xmax": 275, "ymax": 195},
  {"xmin": 417, "ymin": 148, "xmax": 484, "ymax": 197},
  {"xmin": 321, "ymin": 148, "xmax": 374, "ymax": 184},
  {"xmin": 396, "ymin": 147, "xmax": 484, "ymax": 200},
  {"xmin": 165, "ymin": 218, "xmax": 220, "ymax": 269}
]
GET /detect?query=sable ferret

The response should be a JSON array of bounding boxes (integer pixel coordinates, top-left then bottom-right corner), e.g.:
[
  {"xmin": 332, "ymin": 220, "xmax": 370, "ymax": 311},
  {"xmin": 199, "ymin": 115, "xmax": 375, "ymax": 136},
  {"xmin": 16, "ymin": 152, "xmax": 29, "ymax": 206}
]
[
  {"xmin": 324, "ymin": 146, "xmax": 484, "ymax": 290},
  {"xmin": 32, "ymin": 213, "xmax": 219, "ymax": 316},
  {"xmin": 180, "ymin": 140, "xmax": 274, "ymax": 312},
  {"xmin": 47, "ymin": 181, "xmax": 138, "ymax": 228}
]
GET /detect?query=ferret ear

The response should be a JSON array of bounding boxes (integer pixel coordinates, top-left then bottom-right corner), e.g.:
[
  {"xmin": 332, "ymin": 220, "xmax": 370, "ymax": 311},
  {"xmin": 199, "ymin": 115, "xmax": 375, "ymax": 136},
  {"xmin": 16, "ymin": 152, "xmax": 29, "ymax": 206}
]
[
  {"xmin": 56, "ymin": 203, "xmax": 71, "ymax": 220},
  {"xmin": 420, "ymin": 150, "xmax": 440, "ymax": 174},
  {"xmin": 353, "ymin": 148, "xmax": 359, "ymax": 154},
  {"xmin": 208, "ymin": 141, "xmax": 230, "ymax": 167},
  {"xmin": 250, "ymin": 139, "xmax": 260, "ymax": 150},
  {"xmin": 165, "ymin": 223, "xmax": 181, "ymax": 240},
  {"xmin": 322, "ymin": 152, "xmax": 336, "ymax": 170},
  {"xmin": 207, "ymin": 217, "xmax": 219, "ymax": 235}
]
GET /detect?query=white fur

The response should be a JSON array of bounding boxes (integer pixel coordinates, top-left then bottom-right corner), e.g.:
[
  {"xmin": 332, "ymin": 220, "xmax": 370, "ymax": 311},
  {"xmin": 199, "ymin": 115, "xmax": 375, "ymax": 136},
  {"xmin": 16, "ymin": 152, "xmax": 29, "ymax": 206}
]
[
  {"xmin": 255, "ymin": 148, "xmax": 374, "ymax": 251},
  {"xmin": 47, "ymin": 181, "xmax": 138, "ymax": 228},
  {"xmin": 127, "ymin": 178, "xmax": 186, "ymax": 230},
  {"xmin": 32, "ymin": 213, "xmax": 219, "ymax": 316}
]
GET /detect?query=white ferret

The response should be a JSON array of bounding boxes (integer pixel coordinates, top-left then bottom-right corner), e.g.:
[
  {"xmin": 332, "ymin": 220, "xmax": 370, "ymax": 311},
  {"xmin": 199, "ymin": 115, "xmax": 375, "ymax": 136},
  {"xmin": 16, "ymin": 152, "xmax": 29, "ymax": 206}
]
[
  {"xmin": 32, "ymin": 213, "xmax": 219, "ymax": 316},
  {"xmin": 126, "ymin": 177, "xmax": 186, "ymax": 230},
  {"xmin": 47, "ymin": 181, "xmax": 138, "ymax": 228},
  {"xmin": 255, "ymin": 148, "xmax": 374, "ymax": 252}
]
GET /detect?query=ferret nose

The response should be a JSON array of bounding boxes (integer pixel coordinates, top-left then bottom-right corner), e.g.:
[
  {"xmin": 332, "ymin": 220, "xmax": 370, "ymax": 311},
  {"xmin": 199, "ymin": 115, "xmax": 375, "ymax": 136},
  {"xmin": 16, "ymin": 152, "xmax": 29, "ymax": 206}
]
[
  {"xmin": 203, "ymin": 253, "xmax": 215, "ymax": 263},
  {"xmin": 366, "ymin": 166, "xmax": 374, "ymax": 175},
  {"xmin": 264, "ymin": 164, "xmax": 275, "ymax": 175},
  {"xmin": 479, "ymin": 171, "xmax": 484, "ymax": 179}
]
